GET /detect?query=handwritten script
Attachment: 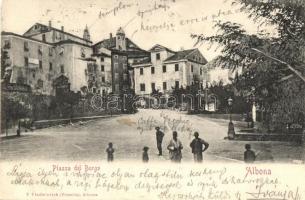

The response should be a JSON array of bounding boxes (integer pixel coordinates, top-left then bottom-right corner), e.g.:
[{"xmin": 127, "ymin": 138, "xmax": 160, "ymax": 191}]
[{"xmin": 1, "ymin": 163, "xmax": 303, "ymax": 200}]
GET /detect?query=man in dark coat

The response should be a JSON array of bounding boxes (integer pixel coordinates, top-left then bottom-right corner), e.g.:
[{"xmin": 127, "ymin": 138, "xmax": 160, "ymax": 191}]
[
  {"xmin": 155, "ymin": 127, "xmax": 164, "ymax": 156},
  {"xmin": 190, "ymin": 132, "xmax": 209, "ymax": 162},
  {"xmin": 142, "ymin": 146, "xmax": 149, "ymax": 163}
]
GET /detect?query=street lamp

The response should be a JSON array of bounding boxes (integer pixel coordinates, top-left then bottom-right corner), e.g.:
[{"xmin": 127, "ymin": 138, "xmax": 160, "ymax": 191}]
[{"xmin": 227, "ymin": 97, "xmax": 235, "ymax": 140}]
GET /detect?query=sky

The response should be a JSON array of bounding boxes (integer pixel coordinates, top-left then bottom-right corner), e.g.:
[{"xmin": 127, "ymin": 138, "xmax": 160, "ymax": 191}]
[{"xmin": 1, "ymin": 0, "xmax": 275, "ymax": 61}]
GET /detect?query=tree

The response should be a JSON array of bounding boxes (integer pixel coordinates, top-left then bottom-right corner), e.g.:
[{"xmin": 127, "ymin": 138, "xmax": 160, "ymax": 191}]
[{"xmin": 192, "ymin": 0, "xmax": 305, "ymax": 131}]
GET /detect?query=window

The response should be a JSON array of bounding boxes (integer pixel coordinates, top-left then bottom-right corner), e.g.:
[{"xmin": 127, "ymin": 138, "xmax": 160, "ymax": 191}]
[
  {"xmin": 151, "ymin": 83, "xmax": 155, "ymax": 91},
  {"xmin": 123, "ymin": 64, "xmax": 127, "ymax": 70},
  {"xmin": 151, "ymin": 67, "xmax": 155, "ymax": 74},
  {"xmin": 4, "ymin": 40, "xmax": 10, "ymax": 49},
  {"xmin": 38, "ymin": 46, "xmax": 43, "ymax": 55},
  {"xmin": 175, "ymin": 64, "xmax": 179, "ymax": 71},
  {"xmin": 42, "ymin": 34, "xmax": 46, "ymax": 42},
  {"xmin": 115, "ymin": 73, "xmax": 119, "ymax": 80},
  {"xmin": 39, "ymin": 60, "xmax": 42, "ymax": 70},
  {"xmin": 115, "ymin": 84, "xmax": 119, "ymax": 92},
  {"xmin": 102, "ymin": 77, "xmax": 105, "ymax": 82},
  {"xmin": 175, "ymin": 81, "xmax": 179, "ymax": 88},
  {"xmin": 200, "ymin": 68, "xmax": 202, "ymax": 75},
  {"xmin": 140, "ymin": 68, "xmax": 144, "ymax": 75},
  {"xmin": 101, "ymin": 57, "xmax": 104, "ymax": 62},
  {"xmin": 3, "ymin": 51, "xmax": 9, "ymax": 59},
  {"xmin": 94, "ymin": 65, "xmax": 97, "ymax": 72},
  {"xmin": 81, "ymin": 48, "xmax": 85, "ymax": 58},
  {"xmin": 191, "ymin": 65, "xmax": 194, "ymax": 73},
  {"xmin": 114, "ymin": 63, "xmax": 118, "ymax": 69},
  {"xmin": 49, "ymin": 47, "xmax": 53, "ymax": 56},
  {"xmin": 101, "ymin": 65, "xmax": 105, "ymax": 72},
  {"xmin": 60, "ymin": 65, "xmax": 64, "ymax": 73},
  {"xmin": 24, "ymin": 57, "xmax": 29, "ymax": 67},
  {"xmin": 92, "ymin": 76, "xmax": 96, "ymax": 81},
  {"xmin": 59, "ymin": 47, "xmax": 64, "ymax": 55},
  {"xmin": 163, "ymin": 82, "xmax": 167, "ymax": 90},
  {"xmin": 156, "ymin": 53, "xmax": 160, "ymax": 60},
  {"xmin": 24, "ymin": 42, "xmax": 29, "ymax": 51},
  {"xmin": 123, "ymin": 74, "xmax": 128, "ymax": 81},
  {"xmin": 49, "ymin": 63, "xmax": 53, "ymax": 71},
  {"xmin": 33, "ymin": 72, "xmax": 36, "ymax": 78},
  {"xmin": 93, "ymin": 88, "xmax": 96, "ymax": 93},
  {"xmin": 163, "ymin": 65, "xmax": 166, "ymax": 73},
  {"xmin": 140, "ymin": 83, "xmax": 145, "ymax": 91},
  {"xmin": 114, "ymin": 55, "xmax": 118, "ymax": 59}
]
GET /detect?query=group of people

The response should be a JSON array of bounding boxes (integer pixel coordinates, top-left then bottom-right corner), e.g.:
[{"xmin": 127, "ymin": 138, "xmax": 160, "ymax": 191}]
[
  {"xmin": 105, "ymin": 126, "xmax": 257, "ymax": 163},
  {"xmin": 155, "ymin": 127, "xmax": 209, "ymax": 163},
  {"xmin": 105, "ymin": 127, "xmax": 210, "ymax": 163}
]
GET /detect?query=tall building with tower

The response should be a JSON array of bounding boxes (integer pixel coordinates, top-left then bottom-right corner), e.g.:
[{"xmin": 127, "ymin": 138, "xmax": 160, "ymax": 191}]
[{"xmin": 1, "ymin": 24, "xmax": 149, "ymax": 96}]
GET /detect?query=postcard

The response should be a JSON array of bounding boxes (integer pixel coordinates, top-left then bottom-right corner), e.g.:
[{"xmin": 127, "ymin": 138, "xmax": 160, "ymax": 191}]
[{"xmin": 1, "ymin": 0, "xmax": 305, "ymax": 199}]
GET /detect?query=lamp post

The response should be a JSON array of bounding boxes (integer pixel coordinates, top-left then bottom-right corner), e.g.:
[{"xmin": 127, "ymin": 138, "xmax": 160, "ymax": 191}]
[{"xmin": 227, "ymin": 97, "xmax": 235, "ymax": 140}]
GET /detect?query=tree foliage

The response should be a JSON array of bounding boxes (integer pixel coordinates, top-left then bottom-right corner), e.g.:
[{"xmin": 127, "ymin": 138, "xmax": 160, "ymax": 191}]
[{"xmin": 192, "ymin": 0, "xmax": 305, "ymax": 130}]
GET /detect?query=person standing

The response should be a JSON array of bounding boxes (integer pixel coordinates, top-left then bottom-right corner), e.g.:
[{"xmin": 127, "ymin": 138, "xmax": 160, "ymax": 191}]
[
  {"xmin": 244, "ymin": 144, "xmax": 256, "ymax": 163},
  {"xmin": 155, "ymin": 127, "xmax": 164, "ymax": 156},
  {"xmin": 190, "ymin": 132, "xmax": 209, "ymax": 163},
  {"xmin": 106, "ymin": 142, "xmax": 115, "ymax": 162},
  {"xmin": 167, "ymin": 131, "xmax": 183, "ymax": 163},
  {"xmin": 142, "ymin": 146, "xmax": 149, "ymax": 163}
]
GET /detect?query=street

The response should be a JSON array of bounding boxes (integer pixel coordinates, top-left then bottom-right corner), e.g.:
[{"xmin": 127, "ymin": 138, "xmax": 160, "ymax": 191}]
[{"xmin": 0, "ymin": 109, "xmax": 304, "ymax": 163}]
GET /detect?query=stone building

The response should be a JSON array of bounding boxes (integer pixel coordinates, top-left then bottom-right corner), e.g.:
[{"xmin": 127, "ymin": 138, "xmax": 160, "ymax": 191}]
[
  {"xmin": 132, "ymin": 44, "xmax": 208, "ymax": 95},
  {"xmin": 1, "ymin": 22, "xmax": 93, "ymax": 95},
  {"xmin": 2, "ymin": 24, "xmax": 208, "ymax": 98},
  {"xmin": 92, "ymin": 27, "xmax": 149, "ymax": 95}
]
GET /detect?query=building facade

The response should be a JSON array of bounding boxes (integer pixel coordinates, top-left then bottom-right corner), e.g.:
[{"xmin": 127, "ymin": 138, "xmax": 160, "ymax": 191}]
[
  {"xmin": 1, "ymin": 23, "xmax": 149, "ymax": 96},
  {"xmin": 132, "ymin": 44, "xmax": 208, "ymax": 95},
  {"xmin": 2, "ymin": 24, "xmax": 208, "ymax": 98},
  {"xmin": 1, "ymin": 22, "xmax": 93, "ymax": 96},
  {"xmin": 92, "ymin": 28, "xmax": 150, "ymax": 95}
]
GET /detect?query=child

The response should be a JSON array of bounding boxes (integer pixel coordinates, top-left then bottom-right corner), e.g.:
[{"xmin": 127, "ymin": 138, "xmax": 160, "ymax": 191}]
[
  {"xmin": 244, "ymin": 144, "xmax": 256, "ymax": 163},
  {"xmin": 106, "ymin": 142, "xmax": 114, "ymax": 162},
  {"xmin": 142, "ymin": 146, "xmax": 149, "ymax": 163}
]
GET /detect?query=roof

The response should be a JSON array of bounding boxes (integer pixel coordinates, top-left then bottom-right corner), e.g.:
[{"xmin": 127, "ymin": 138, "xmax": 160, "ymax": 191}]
[
  {"xmin": 133, "ymin": 57, "xmax": 152, "ymax": 66},
  {"xmin": 1, "ymin": 31, "xmax": 53, "ymax": 46},
  {"xmin": 94, "ymin": 37, "xmax": 143, "ymax": 50},
  {"xmin": 91, "ymin": 52, "xmax": 111, "ymax": 57},
  {"xmin": 164, "ymin": 48, "xmax": 208, "ymax": 64},
  {"xmin": 205, "ymin": 57, "xmax": 220, "ymax": 69},
  {"xmin": 53, "ymin": 39, "xmax": 92, "ymax": 48},
  {"xmin": 149, "ymin": 44, "xmax": 176, "ymax": 53},
  {"xmin": 164, "ymin": 49, "xmax": 195, "ymax": 61},
  {"xmin": 81, "ymin": 57, "xmax": 96, "ymax": 62},
  {"xmin": 23, "ymin": 23, "xmax": 92, "ymax": 44},
  {"xmin": 117, "ymin": 27, "xmax": 125, "ymax": 35},
  {"xmin": 93, "ymin": 37, "xmax": 149, "ymax": 58},
  {"xmin": 2, "ymin": 32, "xmax": 94, "ymax": 50}
]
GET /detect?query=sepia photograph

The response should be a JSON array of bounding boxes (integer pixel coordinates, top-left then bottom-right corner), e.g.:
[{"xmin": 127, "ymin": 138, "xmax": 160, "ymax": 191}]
[{"xmin": 0, "ymin": 0, "xmax": 305, "ymax": 199}]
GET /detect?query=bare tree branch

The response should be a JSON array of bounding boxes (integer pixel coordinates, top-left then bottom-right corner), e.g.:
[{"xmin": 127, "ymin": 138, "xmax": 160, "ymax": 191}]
[{"xmin": 251, "ymin": 48, "xmax": 305, "ymax": 83}]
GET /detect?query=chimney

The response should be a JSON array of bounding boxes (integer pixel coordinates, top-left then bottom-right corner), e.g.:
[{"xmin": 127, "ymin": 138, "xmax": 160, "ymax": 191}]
[
  {"xmin": 61, "ymin": 26, "xmax": 64, "ymax": 31},
  {"xmin": 48, "ymin": 20, "xmax": 52, "ymax": 28},
  {"xmin": 180, "ymin": 47, "xmax": 184, "ymax": 51},
  {"xmin": 110, "ymin": 33, "xmax": 113, "ymax": 39}
]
